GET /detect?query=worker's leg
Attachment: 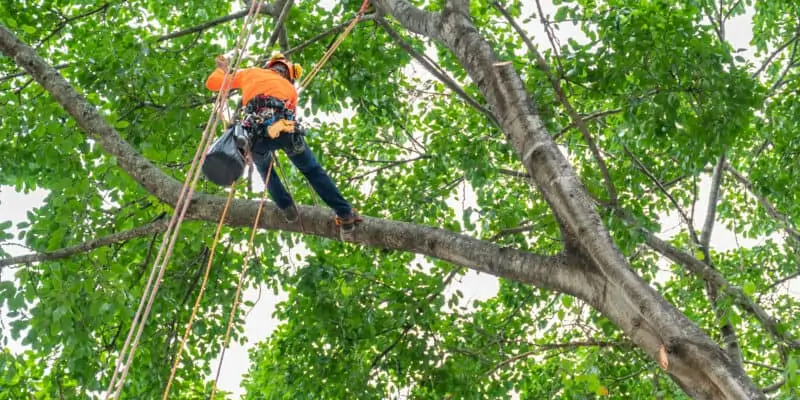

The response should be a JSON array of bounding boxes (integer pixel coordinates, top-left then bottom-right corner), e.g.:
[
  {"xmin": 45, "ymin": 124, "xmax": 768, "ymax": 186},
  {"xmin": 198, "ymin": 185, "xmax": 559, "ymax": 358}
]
[
  {"xmin": 252, "ymin": 148, "xmax": 294, "ymax": 211},
  {"xmin": 285, "ymin": 135, "xmax": 355, "ymax": 219}
]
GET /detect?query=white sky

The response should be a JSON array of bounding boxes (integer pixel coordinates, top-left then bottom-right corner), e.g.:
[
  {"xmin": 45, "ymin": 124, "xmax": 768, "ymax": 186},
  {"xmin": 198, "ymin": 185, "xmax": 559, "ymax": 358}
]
[{"xmin": 0, "ymin": 0, "xmax": 798, "ymax": 398}]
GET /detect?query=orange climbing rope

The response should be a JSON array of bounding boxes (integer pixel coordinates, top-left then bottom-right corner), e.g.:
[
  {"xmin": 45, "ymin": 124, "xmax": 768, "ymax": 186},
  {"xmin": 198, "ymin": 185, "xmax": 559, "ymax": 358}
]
[{"xmin": 103, "ymin": 1, "xmax": 264, "ymax": 398}]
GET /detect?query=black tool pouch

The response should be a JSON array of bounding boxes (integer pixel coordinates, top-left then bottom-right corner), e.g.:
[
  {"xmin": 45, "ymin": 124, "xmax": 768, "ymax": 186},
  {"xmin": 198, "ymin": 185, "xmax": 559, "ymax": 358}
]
[{"xmin": 201, "ymin": 126, "xmax": 246, "ymax": 186}]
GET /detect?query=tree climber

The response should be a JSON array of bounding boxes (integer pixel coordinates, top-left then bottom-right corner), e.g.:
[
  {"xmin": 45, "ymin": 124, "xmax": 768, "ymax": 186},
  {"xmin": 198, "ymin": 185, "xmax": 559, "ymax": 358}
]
[{"xmin": 205, "ymin": 53, "xmax": 363, "ymax": 231}]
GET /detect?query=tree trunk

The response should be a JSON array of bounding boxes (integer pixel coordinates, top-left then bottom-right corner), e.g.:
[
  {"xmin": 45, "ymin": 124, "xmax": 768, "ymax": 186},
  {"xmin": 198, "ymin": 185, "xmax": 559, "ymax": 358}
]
[{"xmin": 374, "ymin": 1, "xmax": 763, "ymax": 398}]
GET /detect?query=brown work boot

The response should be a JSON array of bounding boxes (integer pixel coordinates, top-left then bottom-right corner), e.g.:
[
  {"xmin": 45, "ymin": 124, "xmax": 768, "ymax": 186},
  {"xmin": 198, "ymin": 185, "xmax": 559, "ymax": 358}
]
[{"xmin": 335, "ymin": 209, "xmax": 363, "ymax": 232}]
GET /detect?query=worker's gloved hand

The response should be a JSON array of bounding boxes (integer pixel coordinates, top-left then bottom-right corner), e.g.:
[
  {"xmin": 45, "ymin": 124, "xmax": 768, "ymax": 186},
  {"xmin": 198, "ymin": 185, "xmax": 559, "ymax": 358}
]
[
  {"xmin": 216, "ymin": 55, "xmax": 229, "ymax": 72},
  {"xmin": 267, "ymin": 119, "xmax": 296, "ymax": 139}
]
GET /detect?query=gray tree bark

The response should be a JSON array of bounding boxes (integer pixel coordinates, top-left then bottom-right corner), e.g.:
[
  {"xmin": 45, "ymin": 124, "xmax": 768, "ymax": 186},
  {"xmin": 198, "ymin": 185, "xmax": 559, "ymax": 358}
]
[
  {"xmin": 0, "ymin": 2, "xmax": 765, "ymax": 398},
  {"xmin": 373, "ymin": 1, "xmax": 765, "ymax": 399}
]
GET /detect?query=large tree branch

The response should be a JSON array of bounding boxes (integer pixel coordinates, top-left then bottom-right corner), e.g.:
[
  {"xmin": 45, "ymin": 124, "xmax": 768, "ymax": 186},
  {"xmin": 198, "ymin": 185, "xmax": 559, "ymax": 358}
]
[
  {"xmin": 494, "ymin": 2, "xmax": 617, "ymax": 205},
  {"xmin": 0, "ymin": 220, "xmax": 170, "ymax": 268},
  {"xmin": 375, "ymin": 1, "xmax": 765, "ymax": 397},
  {"xmin": 0, "ymin": 18, "xmax": 584, "ymax": 311},
  {"xmin": 1, "ymin": 13, "xmax": 767, "ymax": 399}
]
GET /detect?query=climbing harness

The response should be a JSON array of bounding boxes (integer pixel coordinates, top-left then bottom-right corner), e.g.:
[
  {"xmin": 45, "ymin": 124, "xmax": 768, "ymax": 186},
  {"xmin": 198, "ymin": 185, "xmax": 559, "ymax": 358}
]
[{"xmin": 104, "ymin": 0, "xmax": 371, "ymax": 398}]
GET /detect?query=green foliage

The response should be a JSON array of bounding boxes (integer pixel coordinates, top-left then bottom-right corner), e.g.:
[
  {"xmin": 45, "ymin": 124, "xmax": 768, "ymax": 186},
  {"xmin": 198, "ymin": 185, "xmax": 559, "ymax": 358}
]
[{"xmin": 1, "ymin": 0, "xmax": 799, "ymax": 399}]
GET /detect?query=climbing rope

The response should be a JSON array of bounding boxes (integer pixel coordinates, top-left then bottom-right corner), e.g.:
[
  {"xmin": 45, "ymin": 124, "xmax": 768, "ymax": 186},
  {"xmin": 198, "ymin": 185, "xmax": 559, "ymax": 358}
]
[
  {"xmin": 208, "ymin": 157, "xmax": 275, "ymax": 399},
  {"xmin": 103, "ymin": 1, "xmax": 264, "ymax": 398},
  {"xmin": 162, "ymin": 182, "xmax": 238, "ymax": 399}
]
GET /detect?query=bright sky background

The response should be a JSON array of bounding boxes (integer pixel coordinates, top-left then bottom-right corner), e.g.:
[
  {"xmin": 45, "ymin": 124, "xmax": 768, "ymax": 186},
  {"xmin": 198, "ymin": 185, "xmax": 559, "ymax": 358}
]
[{"xmin": 1, "ymin": 0, "xmax": 798, "ymax": 398}]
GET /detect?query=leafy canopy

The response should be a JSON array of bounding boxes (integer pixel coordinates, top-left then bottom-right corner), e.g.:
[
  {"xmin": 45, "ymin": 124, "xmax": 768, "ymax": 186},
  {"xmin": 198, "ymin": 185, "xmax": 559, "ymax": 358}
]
[{"xmin": 1, "ymin": 0, "xmax": 799, "ymax": 398}]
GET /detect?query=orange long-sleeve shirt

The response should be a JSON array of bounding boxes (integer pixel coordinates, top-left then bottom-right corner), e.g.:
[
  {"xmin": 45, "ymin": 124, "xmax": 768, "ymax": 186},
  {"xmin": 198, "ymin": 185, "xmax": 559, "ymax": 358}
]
[{"xmin": 205, "ymin": 67, "xmax": 298, "ymax": 111}]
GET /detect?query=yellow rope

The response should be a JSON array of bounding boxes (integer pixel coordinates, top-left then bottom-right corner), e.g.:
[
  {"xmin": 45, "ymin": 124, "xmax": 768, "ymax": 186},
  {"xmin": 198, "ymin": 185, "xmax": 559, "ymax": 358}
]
[
  {"xmin": 162, "ymin": 182, "xmax": 238, "ymax": 399},
  {"xmin": 209, "ymin": 157, "xmax": 275, "ymax": 399}
]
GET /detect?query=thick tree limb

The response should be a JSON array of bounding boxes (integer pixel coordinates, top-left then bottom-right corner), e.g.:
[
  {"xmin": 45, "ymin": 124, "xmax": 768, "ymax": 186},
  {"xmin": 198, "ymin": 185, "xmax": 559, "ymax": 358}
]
[
  {"xmin": 0, "ymin": 220, "xmax": 170, "ymax": 268},
  {"xmin": 724, "ymin": 163, "xmax": 800, "ymax": 241},
  {"xmin": 375, "ymin": 0, "xmax": 765, "ymax": 398},
  {"xmin": 494, "ymin": 2, "xmax": 617, "ymax": 205},
  {"xmin": 0, "ymin": 18, "xmax": 583, "ymax": 311}
]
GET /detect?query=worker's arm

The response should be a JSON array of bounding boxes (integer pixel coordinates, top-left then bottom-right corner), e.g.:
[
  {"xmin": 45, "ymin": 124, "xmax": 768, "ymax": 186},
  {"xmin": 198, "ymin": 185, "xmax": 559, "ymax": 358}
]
[
  {"xmin": 205, "ymin": 56, "xmax": 246, "ymax": 91},
  {"xmin": 205, "ymin": 67, "xmax": 246, "ymax": 92}
]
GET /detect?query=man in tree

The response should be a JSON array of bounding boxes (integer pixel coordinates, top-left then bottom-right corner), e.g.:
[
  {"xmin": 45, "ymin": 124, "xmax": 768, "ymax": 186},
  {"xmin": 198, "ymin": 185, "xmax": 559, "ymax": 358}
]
[{"xmin": 205, "ymin": 53, "xmax": 362, "ymax": 231}]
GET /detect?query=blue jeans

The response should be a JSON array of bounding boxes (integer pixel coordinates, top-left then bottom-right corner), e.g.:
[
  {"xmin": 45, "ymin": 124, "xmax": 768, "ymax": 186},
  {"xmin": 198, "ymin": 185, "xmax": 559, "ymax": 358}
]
[{"xmin": 251, "ymin": 133, "xmax": 353, "ymax": 218}]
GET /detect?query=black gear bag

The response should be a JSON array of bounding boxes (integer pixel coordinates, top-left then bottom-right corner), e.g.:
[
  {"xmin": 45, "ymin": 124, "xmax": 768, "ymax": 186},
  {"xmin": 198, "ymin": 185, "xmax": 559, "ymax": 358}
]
[{"xmin": 201, "ymin": 126, "xmax": 246, "ymax": 187}]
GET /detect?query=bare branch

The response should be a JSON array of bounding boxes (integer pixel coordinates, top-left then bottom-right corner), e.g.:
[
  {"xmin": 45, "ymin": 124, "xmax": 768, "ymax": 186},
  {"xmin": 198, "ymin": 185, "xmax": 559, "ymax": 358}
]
[
  {"xmin": 699, "ymin": 154, "xmax": 744, "ymax": 369},
  {"xmin": 494, "ymin": 2, "xmax": 617, "ymax": 205},
  {"xmin": 486, "ymin": 340, "xmax": 623, "ymax": 376},
  {"xmin": 266, "ymin": 0, "xmax": 294, "ymax": 49},
  {"xmin": 158, "ymin": 10, "xmax": 252, "ymax": 42},
  {"xmin": 766, "ymin": 271, "xmax": 800, "ymax": 292},
  {"xmin": 555, "ymin": 108, "xmax": 622, "ymax": 139},
  {"xmin": 762, "ymin": 379, "xmax": 786, "ymax": 394},
  {"xmin": 724, "ymin": 163, "xmax": 800, "ymax": 241},
  {"xmin": 0, "ymin": 220, "xmax": 169, "ymax": 268},
  {"xmin": 271, "ymin": 14, "xmax": 377, "ymax": 61},
  {"xmin": 700, "ymin": 154, "xmax": 726, "ymax": 248},
  {"xmin": 624, "ymin": 146, "xmax": 700, "ymax": 244},
  {"xmin": 377, "ymin": 18, "xmax": 498, "ymax": 126},
  {"xmin": 769, "ymin": 37, "xmax": 799, "ymax": 95},
  {"xmin": 752, "ymin": 31, "xmax": 800, "ymax": 79},
  {"xmin": 0, "ymin": 62, "xmax": 71, "ymax": 83}
]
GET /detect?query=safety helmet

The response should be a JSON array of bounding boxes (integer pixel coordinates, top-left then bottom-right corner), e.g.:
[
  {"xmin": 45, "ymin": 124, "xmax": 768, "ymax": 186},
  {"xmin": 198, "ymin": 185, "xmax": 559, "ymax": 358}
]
[{"xmin": 266, "ymin": 53, "xmax": 303, "ymax": 82}]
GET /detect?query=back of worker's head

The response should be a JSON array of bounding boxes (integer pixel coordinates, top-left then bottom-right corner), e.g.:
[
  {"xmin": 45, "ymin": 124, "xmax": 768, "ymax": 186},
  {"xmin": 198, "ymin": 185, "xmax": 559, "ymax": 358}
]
[{"xmin": 266, "ymin": 53, "xmax": 303, "ymax": 83}]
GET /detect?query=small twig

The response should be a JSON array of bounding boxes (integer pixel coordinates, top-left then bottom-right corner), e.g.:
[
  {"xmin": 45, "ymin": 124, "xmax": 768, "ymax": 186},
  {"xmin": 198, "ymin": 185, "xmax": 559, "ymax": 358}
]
[
  {"xmin": 555, "ymin": 108, "xmax": 622, "ymax": 139},
  {"xmin": 485, "ymin": 341, "xmax": 623, "ymax": 376},
  {"xmin": 752, "ymin": 31, "xmax": 800, "ymax": 79},
  {"xmin": 725, "ymin": 163, "xmax": 800, "ymax": 241},
  {"xmin": 624, "ymin": 146, "xmax": 699, "ymax": 243},
  {"xmin": 377, "ymin": 18, "xmax": 498, "ymax": 126},
  {"xmin": 490, "ymin": 222, "xmax": 535, "ymax": 241}
]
